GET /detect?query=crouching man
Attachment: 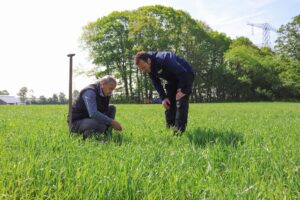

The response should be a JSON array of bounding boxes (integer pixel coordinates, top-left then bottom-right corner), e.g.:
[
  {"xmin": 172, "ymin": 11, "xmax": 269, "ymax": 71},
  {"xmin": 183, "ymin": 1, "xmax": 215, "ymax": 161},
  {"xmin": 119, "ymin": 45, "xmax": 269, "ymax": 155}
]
[{"xmin": 69, "ymin": 75, "xmax": 122, "ymax": 140}]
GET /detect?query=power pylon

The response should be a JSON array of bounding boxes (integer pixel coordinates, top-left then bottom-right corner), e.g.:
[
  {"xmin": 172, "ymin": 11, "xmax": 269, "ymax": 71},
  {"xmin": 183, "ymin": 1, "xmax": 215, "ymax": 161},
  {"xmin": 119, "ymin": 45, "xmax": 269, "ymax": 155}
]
[{"xmin": 247, "ymin": 22, "xmax": 277, "ymax": 47}]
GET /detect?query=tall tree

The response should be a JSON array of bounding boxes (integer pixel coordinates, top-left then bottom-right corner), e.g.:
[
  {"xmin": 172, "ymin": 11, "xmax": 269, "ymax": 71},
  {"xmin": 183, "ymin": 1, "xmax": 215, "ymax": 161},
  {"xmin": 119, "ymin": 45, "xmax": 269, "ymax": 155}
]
[
  {"xmin": 17, "ymin": 87, "xmax": 28, "ymax": 103},
  {"xmin": 276, "ymin": 56, "xmax": 300, "ymax": 98},
  {"xmin": 224, "ymin": 37, "xmax": 289, "ymax": 100},
  {"xmin": 52, "ymin": 94, "xmax": 59, "ymax": 104},
  {"xmin": 59, "ymin": 92, "xmax": 67, "ymax": 104},
  {"xmin": 82, "ymin": 5, "xmax": 213, "ymax": 102},
  {"xmin": 39, "ymin": 95, "xmax": 47, "ymax": 104},
  {"xmin": 275, "ymin": 15, "xmax": 300, "ymax": 61},
  {"xmin": 204, "ymin": 31, "xmax": 231, "ymax": 101},
  {"xmin": 82, "ymin": 11, "xmax": 134, "ymax": 100}
]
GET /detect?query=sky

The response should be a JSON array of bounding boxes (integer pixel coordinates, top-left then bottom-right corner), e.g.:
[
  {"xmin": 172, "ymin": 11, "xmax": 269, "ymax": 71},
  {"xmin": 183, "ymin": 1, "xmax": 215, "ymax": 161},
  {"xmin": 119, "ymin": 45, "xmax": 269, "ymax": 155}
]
[{"xmin": 0, "ymin": 0, "xmax": 299, "ymax": 98}]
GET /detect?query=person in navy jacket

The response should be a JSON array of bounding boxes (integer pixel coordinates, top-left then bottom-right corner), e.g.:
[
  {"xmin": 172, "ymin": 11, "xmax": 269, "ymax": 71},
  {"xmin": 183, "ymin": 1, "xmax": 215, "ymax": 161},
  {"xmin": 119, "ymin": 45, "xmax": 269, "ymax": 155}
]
[{"xmin": 135, "ymin": 51, "xmax": 194, "ymax": 134}]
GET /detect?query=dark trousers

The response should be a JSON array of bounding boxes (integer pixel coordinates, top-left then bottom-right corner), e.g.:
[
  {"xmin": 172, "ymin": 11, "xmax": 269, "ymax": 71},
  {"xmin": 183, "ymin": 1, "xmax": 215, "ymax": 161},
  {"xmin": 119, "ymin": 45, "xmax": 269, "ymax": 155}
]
[
  {"xmin": 71, "ymin": 105, "xmax": 116, "ymax": 139},
  {"xmin": 165, "ymin": 73, "xmax": 194, "ymax": 133}
]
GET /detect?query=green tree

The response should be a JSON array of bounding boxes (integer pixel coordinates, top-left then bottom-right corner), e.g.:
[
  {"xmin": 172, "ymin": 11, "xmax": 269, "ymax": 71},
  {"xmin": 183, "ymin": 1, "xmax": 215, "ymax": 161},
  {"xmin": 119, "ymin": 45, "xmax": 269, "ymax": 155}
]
[
  {"xmin": 273, "ymin": 14, "xmax": 300, "ymax": 99},
  {"xmin": 31, "ymin": 96, "xmax": 37, "ymax": 104},
  {"xmin": 59, "ymin": 92, "xmax": 67, "ymax": 104},
  {"xmin": 17, "ymin": 87, "xmax": 28, "ymax": 103},
  {"xmin": 225, "ymin": 38, "xmax": 275, "ymax": 100},
  {"xmin": 82, "ymin": 5, "xmax": 213, "ymax": 102},
  {"xmin": 275, "ymin": 15, "xmax": 300, "ymax": 61},
  {"xmin": 205, "ymin": 31, "xmax": 231, "ymax": 101},
  {"xmin": 82, "ymin": 11, "xmax": 133, "ymax": 100},
  {"xmin": 276, "ymin": 56, "xmax": 300, "ymax": 99},
  {"xmin": 0, "ymin": 90, "xmax": 9, "ymax": 95},
  {"xmin": 52, "ymin": 94, "xmax": 59, "ymax": 104},
  {"xmin": 39, "ymin": 95, "xmax": 47, "ymax": 104},
  {"xmin": 224, "ymin": 37, "xmax": 292, "ymax": 101},
  {"xmin": 81, "ymin": 5, "xmax": 300, "ymax": 102}
]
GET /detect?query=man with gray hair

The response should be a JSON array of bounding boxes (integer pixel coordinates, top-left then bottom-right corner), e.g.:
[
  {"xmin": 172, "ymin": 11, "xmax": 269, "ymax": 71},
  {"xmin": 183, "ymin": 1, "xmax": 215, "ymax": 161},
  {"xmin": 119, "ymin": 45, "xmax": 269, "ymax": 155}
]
[{"xmin": 69, "ymin": 75, "xmax": 122, "ymax": 140}]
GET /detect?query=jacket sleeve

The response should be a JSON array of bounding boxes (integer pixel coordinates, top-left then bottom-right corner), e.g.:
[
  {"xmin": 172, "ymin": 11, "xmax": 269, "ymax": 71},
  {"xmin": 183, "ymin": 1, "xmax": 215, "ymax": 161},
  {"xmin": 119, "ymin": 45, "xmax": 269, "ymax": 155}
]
[
  {"xmin": 149, "ymin": 73, "xmax": 167, "ymax": 100},
  {"xmin": 82, "ymin": 90, "xmax": 113, "ymax": 125}
]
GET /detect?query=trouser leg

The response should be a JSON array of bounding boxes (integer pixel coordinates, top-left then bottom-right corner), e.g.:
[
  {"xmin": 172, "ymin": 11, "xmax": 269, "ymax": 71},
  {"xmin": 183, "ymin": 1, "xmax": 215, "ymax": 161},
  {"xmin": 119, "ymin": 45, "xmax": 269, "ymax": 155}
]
[
  {"xmin": 71, "ymin": 118, "xmax": 107, "ymax": 140},
  {"xmin": 174, "ymin": 72, "xmax": 194, "ymax": 133},
  {"xmin": 165, "ymin": 84, "xmax": 177, "ymax": 128},
  {"xmin": 175, "ymin": 95, "xmax": 190, "ymax": 133}
]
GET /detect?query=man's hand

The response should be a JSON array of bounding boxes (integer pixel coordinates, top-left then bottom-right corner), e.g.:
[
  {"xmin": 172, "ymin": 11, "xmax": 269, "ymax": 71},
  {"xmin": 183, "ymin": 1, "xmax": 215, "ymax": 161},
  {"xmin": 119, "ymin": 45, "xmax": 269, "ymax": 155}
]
[
  {"xmin": 111, "ymin": 120, "xmax": 122, "ymax": 131},
  {"xmin": 162, "ymin": 98, "xmax": 171, "ymax": 110},
  {"xmin": 176, "ymin": 89, "xmax": 186, "ymax": 100}
]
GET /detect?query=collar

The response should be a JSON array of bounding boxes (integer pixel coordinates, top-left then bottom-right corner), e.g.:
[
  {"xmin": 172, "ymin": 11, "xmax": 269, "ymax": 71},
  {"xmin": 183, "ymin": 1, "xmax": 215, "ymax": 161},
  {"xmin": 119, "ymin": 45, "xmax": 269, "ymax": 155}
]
[
  {"xmin": 99, "ymin": 86, "xmax": 105, "ymax": 97},
  {"xmin": 97, "ymin": 82, "xmax": 105, "ymax": 97},
  {"xmin": 149, "ymin": 57, "xmax": 157, "ymax": 75}
]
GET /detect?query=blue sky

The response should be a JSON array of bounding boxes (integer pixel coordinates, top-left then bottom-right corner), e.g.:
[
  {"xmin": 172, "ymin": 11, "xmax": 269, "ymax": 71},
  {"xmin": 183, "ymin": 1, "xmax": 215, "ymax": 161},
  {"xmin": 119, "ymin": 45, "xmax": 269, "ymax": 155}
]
[{"xmin": 0, "ymin": 0, "xmax": 299, "ymax": 97}]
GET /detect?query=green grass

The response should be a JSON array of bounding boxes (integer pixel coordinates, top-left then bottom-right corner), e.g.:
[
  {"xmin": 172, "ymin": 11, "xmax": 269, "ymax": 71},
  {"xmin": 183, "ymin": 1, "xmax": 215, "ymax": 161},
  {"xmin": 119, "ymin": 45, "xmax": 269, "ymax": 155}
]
[{"xmin": 0, "ymin": 103, "xmax": 299, "ymax": 199}]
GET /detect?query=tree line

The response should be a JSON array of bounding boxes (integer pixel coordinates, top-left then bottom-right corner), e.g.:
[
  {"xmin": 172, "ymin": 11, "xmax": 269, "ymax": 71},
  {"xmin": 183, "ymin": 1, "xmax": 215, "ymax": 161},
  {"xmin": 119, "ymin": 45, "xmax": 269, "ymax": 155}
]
[
  {"xmin": 0, "ymin": 87, "xmax": 80, "ymax": 105},
  {"xmin": 81, "ymin": 5, "xmax": 300, "ymax": 102}
]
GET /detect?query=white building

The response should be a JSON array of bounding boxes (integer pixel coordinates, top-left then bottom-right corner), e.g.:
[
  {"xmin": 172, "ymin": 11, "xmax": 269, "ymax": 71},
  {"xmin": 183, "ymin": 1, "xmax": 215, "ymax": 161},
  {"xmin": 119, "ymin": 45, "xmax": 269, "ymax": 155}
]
[{"xmin": 0, "ymin": 96, "xmax": 21, "ymax": 105}]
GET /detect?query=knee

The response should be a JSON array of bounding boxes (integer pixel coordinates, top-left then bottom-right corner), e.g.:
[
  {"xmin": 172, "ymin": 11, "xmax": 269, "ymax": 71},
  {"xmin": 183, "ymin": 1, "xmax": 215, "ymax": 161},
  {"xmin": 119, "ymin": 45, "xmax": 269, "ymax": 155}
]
[{"xmin": 80, "ymin": 119, "xmax": 99, "ymax": 131}]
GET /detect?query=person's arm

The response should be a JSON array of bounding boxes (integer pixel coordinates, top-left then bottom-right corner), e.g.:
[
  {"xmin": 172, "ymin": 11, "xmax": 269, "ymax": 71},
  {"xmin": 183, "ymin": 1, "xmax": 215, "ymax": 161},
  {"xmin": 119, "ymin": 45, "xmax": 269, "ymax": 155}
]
[
  {"xmin": 82, "ymin": 90, "xmax": 113, "ymax": 125},
  {"xmin": 149, "ymin": 73, "xmax": 167, "ymax": 100}
]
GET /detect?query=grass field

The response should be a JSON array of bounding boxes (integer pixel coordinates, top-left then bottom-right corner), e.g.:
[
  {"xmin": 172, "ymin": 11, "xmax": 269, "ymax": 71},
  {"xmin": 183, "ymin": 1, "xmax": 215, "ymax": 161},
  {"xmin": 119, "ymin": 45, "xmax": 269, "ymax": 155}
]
[{"xmin": 0, "ymin": 103, "xmax": 299, "ymax": 199}]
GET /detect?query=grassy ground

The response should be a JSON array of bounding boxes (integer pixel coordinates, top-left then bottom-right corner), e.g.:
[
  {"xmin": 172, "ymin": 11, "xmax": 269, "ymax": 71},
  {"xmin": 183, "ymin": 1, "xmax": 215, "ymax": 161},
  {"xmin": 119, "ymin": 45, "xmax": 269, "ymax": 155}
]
[{"xmin": 0, "ymin": 103, "xmax": 299, "ymax": 199}]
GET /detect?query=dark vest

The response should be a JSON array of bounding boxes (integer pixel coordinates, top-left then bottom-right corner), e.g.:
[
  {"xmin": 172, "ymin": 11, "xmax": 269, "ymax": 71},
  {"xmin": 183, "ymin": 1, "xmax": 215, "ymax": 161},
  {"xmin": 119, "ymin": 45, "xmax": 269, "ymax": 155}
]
[{"xmin": 71, "ymin": 83, "xmax": 110, "ymax": 123}]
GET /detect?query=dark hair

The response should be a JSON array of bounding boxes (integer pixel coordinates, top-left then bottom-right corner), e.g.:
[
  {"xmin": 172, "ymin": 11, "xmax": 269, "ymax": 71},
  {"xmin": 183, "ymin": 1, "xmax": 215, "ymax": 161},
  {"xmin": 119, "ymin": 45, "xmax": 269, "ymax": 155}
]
[{"xmin": 135, "ymin": 51, "xmax": 150, "ymax": 65}]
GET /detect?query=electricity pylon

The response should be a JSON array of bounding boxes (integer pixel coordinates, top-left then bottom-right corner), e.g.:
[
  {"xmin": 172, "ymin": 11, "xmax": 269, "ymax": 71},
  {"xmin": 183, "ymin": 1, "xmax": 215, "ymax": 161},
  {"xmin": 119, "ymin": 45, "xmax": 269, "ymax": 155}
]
[{"xmin": 247, "ymin": 22, "xmax": 277, "ymax": 47}]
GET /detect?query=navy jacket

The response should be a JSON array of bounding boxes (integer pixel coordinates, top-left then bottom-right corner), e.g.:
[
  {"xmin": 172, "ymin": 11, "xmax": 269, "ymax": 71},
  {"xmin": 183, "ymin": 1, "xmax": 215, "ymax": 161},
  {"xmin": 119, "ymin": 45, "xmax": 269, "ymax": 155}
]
[{"xmin": 148, "ymin": 51, "xmax": 193, "ymax": 100}]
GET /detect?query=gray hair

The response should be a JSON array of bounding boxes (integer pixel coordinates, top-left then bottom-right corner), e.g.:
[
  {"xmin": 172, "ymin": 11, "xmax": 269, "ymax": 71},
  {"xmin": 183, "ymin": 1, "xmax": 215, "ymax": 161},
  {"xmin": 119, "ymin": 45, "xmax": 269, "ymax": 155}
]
[{"xmin": 99, "ymin": 75, "xmax": 117, "ymax": 85}]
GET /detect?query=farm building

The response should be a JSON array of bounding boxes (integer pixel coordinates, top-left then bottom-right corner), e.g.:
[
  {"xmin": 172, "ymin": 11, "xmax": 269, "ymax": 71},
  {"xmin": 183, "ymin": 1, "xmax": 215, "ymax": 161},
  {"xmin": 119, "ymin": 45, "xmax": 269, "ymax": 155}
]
[{"xmin": 0, "ymin": 96, "xmax": 21, "ymax": 105}]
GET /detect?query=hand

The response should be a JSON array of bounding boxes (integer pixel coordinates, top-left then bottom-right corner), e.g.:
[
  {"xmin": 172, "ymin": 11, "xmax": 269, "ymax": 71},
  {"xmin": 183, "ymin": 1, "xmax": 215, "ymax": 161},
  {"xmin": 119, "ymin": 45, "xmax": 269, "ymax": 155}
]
[
  {"xmin": 176, "ymin": 89, "xmax": 186, "ymax": 100},
  {"xmin": 111, "ymin": 120, "xmax": 122, "ymax": 131},
  {"xmin": 162, "ymin": 98, "xmax": 171, "ymax": 110}
]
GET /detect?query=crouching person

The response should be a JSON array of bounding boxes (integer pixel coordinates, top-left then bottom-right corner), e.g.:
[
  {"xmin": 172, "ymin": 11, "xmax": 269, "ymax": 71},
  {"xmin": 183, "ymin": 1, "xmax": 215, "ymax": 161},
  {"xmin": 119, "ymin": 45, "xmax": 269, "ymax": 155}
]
[{"xmin": 69, "ymin": 75, "xmax": 122, "ymax": 140}]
